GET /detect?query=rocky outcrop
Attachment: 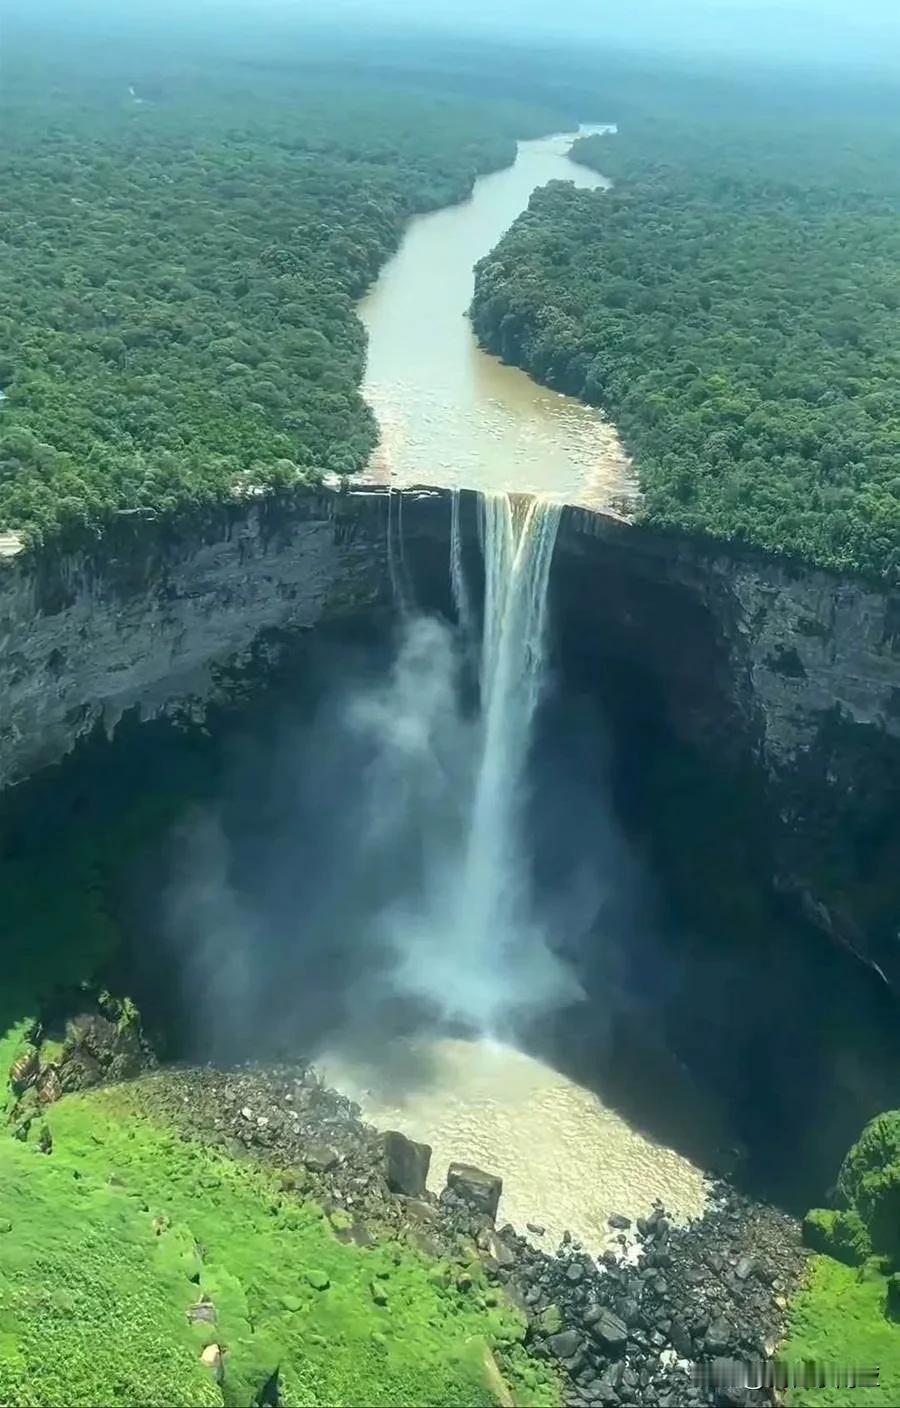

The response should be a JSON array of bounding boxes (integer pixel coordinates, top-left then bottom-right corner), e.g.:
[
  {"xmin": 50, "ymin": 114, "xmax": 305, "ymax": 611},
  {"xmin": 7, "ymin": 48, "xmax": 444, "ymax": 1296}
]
[
  {"xmin": 558, "ymin": 507, "xmax": 900, "ymax": 772},
  {"xmin": 0, "ymin": 487, "xmax": 439, "ymax": 790},
  {"xmin": 554, "ymin": 507, "xmax": 900, "ymax": 985},
  {"xmin": 383, "ymin": 1130, "xmax": 432, "ymax": 1197}
]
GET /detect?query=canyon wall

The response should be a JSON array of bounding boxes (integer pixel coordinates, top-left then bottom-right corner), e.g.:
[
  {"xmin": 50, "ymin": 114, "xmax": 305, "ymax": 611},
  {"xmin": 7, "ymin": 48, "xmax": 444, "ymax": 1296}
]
[
  {"xmin": 0, "ymin": 490, "xmax": 395, "ymax": 790},
  {"xmin": 2, "ymin": 484, "xmax": 898, "ymax": 979},
  {"xmin": 555, "ymin": 508, "xmax": 900, "ymax": 985}
]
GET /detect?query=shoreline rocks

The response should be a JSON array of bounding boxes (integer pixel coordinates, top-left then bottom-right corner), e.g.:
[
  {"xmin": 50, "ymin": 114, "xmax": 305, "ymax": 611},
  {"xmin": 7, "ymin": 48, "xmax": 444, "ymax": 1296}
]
[
  {"xmin": 383, "ymin": 1129, "xmax": 432, "ymax": 1197},
  {"xmin": 113, "ymin": 1059, "xmax": 809, "ymax": 1407},
  {"xmin": 495, "ymin": 1188, "xmax": 808, "ymax": 1408}
]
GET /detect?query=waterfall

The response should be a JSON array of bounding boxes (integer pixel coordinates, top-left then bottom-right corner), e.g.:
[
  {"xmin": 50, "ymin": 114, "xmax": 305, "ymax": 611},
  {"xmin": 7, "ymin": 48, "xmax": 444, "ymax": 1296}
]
[
  {"xmin": 368, "ymin": 488, "xmax": 581, "ymax": 1035},
  {"xmin": 455, "ymin": 493, "xmax": 563, "ymax": 1010},
  {"xmin": 449, "ymin": 487, "xmax": 473, "ymax": 639}
]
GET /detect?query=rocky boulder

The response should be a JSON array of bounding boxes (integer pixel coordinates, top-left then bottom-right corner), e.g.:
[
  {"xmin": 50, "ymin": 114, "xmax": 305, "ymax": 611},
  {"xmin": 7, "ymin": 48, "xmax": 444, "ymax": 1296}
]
[
  {"xmin": 383, "ymin": 1130, "xmax": 432, "ymax": 1197},
  {"xmin": 444, "ymin": 1162, "xmax": 502, "ymax": 1221}
]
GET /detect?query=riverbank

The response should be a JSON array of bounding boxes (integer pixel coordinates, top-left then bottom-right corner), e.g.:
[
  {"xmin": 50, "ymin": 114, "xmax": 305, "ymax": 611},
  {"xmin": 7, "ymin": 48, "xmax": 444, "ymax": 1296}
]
[{"xmin": 2, "ymin": 1035, "xmax": 811, "ymax": 1408}]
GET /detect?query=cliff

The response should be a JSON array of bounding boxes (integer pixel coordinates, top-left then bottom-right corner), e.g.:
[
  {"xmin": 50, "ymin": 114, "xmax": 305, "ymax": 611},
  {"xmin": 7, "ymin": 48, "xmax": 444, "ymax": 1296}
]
[
  {"xmin": 1, "ymin": 485, "xmax": 898, "ymax": 980},
  {"xmin": 555, "ymin": 508, "xmax": 900, "ymax": 986}
]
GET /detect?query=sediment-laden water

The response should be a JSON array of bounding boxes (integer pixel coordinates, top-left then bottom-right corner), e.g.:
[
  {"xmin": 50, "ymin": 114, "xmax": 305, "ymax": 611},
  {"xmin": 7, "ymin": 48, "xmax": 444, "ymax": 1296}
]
[
  {"xmin": 360, "ymin": 130, "xmax": 636, "ymax": 508},
  {"xmin": 320, "ymin": 1036, "xmax": 708, "ymax": 1256}
]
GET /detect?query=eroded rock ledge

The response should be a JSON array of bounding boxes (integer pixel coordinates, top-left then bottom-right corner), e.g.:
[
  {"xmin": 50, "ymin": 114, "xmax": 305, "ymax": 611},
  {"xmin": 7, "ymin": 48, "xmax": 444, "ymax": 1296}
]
[{"xmin": 1, "ymin": 484, "xmax": 899, "ymax": 977}]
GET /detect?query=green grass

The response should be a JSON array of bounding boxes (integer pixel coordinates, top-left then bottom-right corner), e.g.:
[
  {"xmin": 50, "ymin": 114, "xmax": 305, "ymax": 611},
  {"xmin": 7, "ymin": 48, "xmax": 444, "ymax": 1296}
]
[
  {"xmin": 0, "ymin": 1083, "xmax": 559, "ymax": 1407},
  {"xmin": 783, "ymin": 1255, "xmax": 900, "ymax": 1406}
]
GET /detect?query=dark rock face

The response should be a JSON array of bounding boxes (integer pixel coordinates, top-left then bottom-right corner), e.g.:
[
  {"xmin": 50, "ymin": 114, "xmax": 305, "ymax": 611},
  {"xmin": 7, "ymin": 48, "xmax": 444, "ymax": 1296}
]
[
  {"xmin": 7, "ymin": 991, "xmax": 156, "ymax": 1130},
  {"xmin": 2, "ymin": 483, "xmax": 899, "ymax": 1002},
  {"xmin": 383, "ymin": 1130, "xmax": 432, "ymax": 1197},
  {"xmin": 5, "ymin": 485, "xmax": 898, "ymax": 975},
  {"xmin": 553, "ymin": 506, "xmax": 900, "ymax": 990}
]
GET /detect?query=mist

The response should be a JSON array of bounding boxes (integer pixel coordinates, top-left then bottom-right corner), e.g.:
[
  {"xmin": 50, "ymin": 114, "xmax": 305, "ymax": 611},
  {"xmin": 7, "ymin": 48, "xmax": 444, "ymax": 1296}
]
[
  {"xmin": 8, "ymin": 0, "xmax": 900, "ymax": 75},
  {"xmin": 150, "ymin": 503, "xmax": 649, "ymax": 1079}
]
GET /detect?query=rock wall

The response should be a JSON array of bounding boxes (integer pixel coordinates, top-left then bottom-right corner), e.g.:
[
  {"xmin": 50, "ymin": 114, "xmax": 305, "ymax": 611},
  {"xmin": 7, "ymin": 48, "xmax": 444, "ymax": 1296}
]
[
  {"xmin": 2, "ymin": 483, "xmax": 899, "ymax": 979},
  {"xmin": 556, "ymin": 507, "xmax": 900, "ymax": 984},
  {"xmin": 0, "ymin": 489, "xmax": 402, "ymax": 790}
]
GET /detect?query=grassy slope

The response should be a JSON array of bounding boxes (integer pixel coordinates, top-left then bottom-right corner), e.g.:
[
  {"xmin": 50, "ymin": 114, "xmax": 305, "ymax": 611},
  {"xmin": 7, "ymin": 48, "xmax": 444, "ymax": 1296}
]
[
  {"xmin": 0, "ymin": 1083, "xmax": 558, "ymax": 1407},
  {"xmin": 783, "ymin": 1256, "xmax": 900, "ymax": 1406}
]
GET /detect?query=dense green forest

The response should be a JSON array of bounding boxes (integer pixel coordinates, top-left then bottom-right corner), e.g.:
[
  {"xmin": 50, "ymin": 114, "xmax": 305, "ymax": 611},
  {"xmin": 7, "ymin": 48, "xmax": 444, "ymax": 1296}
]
[
  {"xmin": 470, "ymin": 98, "xmax": 900, "ymax": 578},
  {"xmin": 0, "ymin": 37, "xmax": 563, "ymax": 544}
]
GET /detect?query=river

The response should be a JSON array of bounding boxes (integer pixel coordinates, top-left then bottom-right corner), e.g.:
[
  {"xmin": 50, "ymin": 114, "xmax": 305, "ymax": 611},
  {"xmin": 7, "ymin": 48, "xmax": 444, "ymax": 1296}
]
[{"xmin": 360, "ymin": 127, "xmax": 636, "ymax": 508}]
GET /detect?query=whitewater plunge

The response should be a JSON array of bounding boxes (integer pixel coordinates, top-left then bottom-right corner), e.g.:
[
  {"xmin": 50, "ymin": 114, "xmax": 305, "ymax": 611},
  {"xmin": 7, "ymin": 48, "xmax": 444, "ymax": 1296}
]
[
  {"xmin": 319, "ymin": 490, "xmax": 708, "ymax": 1246},
  {"xmin": 360, "ymin": 491, "xmax": 580, "ymax": 1032}
]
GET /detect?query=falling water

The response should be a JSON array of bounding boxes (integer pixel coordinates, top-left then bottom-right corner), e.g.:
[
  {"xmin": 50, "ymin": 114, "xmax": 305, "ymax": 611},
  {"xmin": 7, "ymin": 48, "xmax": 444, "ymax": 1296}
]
[
  {"xmin": 458, "ymin": 493, "xmax": 565, "ymax": 1010},
  {"xmin": 377, "ymin": 489, "xmax": 582, "ymax": 1034},
  {"xmin": 449, "ymin": 487, "xmax": 473, "ymax": 639},
  {"xmin": 314, "ymin": 490, "xmax": 706, "ymax": 1241}
]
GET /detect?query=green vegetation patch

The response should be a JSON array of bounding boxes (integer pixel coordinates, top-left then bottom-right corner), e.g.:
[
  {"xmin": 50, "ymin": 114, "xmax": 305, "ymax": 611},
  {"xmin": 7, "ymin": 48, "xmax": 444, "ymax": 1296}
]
[
  {"xmin": 0, "ymin": 37, "xmax": 563, "ymax": 545},
  {"xmin": 470, "ymin": 100, "xmax": 900, "ymax": 578},
  {"xmin": 787, "ymin": 1110, "xmax": 900, "ymax": 1403},
  {"xmin": 836, "ymin": 1111, "xmax": 900, "ymax": 1262},
  {"xmin": 783, "ymin": 1255, "xmax": 900, "ymax": 1407},
  {"xmin": 0, "ymin": 1083, "xmax": 558, "ymax": 1406},
  {"xmin": 801, "ymin": 1209, "xmax": 872, "ymax": 1267}
]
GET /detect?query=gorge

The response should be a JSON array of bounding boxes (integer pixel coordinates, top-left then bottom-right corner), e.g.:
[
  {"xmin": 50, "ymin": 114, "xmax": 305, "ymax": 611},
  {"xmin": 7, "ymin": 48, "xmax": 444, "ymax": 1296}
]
[
  {"xmin": 3, "ymin": 481, "xmax": 900, "ymax": 1214},
  {"xmin": 5, "ymin": 34, "xmax": 900, "ymax": 1401}
]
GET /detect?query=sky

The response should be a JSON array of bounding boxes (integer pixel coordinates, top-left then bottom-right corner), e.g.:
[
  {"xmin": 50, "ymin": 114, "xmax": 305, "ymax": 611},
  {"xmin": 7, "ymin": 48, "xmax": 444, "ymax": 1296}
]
[
  {"xmin": 10, "ymin": 0, "xmax": 900, "ymax": 72},
  {"xmin": 308, "ymin": 0, "xmax": 900, "ymax": 66}
]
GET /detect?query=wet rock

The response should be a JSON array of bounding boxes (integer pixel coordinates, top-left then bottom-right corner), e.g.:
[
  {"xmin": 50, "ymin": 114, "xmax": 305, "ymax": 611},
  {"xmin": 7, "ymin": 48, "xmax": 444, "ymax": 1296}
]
[
  {"xmin": 483, "ymin": 1230, "xmax": 517, "ymax": 1269},
  {"xmin": 565, "ymin": 1261, "xmax": 585, "ymax": 1283},
  {"xmin": 608, "ymin": 1213, "xmax": 631, "ymax": 1231},
  {"xmin": 619, "ymin": 1298, "xmax": 644, "ymax": 1330},
  {"xmin": 705, "ymin": 1315, "xmax": 736, "ymax": 1355},
  {"xmin": 383, "ymin": 1130, "xmax": 431, "ymax": 1197},
  {"xmin": 36, "ymin": 1067, "xmax": 63, "ymax": 1105},
  {"xmin": 547, "ymin": 1329, "xmax": 581, "ymax": 1360},
  {"xmin": 669, "ymin": 1318, "xmax": 693, "ymax": 1359},
  {"xmin": 527, "ymin": 1221, "xmax": 546, "ymax": 1236},
  {"xmin": 200, "ymin": 1344, "xmax": 224, "ymax": 1383},
  {"xmin": 9, "ymin": 1047, "xmax": 39, "ymax": 1095},
  {"xmin": 188, "ymin": 1300, "xmax": 217, "ymax": 1325},
  {"xmin": 445, "ymin": 1162, "xmax": 502, "ymax": 1221},
  {"xmin": 592, "ymin": 1308, "xmax": 628, "ymax": 1352},
  {"xmin": 593, "ymin": 1361, "xmax": 625, "ymax": 1405},
  {"xmin": 536, "ymin": 1303, "xmax": 563, "ymax": 1336}
]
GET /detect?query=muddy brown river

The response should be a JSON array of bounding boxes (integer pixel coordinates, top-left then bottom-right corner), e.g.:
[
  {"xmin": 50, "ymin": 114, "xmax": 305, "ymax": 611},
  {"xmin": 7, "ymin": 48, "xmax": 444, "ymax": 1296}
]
[{"xmin": 360, "ymin": 127, "xmax": 636, "ymax": 508}]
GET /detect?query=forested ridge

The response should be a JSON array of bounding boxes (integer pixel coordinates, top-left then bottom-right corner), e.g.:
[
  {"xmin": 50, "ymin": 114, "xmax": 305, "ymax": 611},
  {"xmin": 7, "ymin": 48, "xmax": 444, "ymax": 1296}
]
[
  {"xmin": 470, "ymin": 94, "xmax": 900, "ymax": 578},
  {"xmin": 0, "ymin": 40, "xmax": 562, "ymax": 544}
]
